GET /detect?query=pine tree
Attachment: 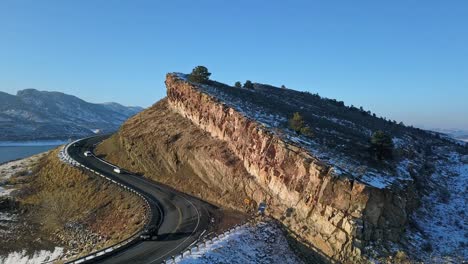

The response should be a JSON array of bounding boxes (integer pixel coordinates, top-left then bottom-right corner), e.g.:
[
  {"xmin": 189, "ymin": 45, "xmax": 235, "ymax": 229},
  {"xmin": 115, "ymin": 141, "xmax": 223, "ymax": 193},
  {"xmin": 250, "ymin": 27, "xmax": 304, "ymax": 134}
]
[
  {"xmin": 243, "ymin": 80, "xmax": 254, "ymax": 89},
  {"xmin": 234, "ymin": 81, "xmax": 242, "ymax": 88},
  {"xmin": 188, "ymin": 66, "xmax": 211, "ymax": 83},
  {"xmin": 370, "ymin": 130, "xmax": 394, "ymax": 160}
]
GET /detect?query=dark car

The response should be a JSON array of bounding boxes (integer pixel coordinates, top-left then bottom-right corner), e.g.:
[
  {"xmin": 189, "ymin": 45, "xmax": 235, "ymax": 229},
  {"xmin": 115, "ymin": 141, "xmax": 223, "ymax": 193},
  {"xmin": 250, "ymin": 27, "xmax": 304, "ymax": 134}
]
[{"xmin": 139, "ymin": 227, "xmax": 158, "ymax": 241}]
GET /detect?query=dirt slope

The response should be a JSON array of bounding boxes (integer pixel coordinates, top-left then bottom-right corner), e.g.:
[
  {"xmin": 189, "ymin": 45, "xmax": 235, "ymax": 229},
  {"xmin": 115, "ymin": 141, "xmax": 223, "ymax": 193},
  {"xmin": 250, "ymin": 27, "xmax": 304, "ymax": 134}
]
[{"xmin": 96, "ymin": 99, "xmax": 257, "ymax": 213}]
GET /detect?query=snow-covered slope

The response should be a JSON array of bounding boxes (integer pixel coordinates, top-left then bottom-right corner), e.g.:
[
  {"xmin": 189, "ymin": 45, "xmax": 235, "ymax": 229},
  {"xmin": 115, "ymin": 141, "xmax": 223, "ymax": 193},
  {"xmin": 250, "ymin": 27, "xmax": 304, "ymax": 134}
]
[
  {"xmin": 177, "ymin": 221, "xmax": 303, "ymax": 264},
  {"xmin": 404, "ymin": 149, "xmax": 468, "ymax": 261},
  {"xmin": 0, "ymin": 89, "xmax": 143, "ymax": 141},
  {"xmin": 0, "ymin": 247, "xmax": 64, "ymax": 264}
]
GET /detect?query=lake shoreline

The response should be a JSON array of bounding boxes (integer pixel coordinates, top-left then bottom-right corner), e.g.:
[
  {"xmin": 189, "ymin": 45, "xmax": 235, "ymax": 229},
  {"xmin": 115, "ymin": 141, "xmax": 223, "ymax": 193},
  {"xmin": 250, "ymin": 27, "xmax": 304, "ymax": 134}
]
[{"xmin": 0, "ymin": 140, "xmax": 69, "ymax": 147}]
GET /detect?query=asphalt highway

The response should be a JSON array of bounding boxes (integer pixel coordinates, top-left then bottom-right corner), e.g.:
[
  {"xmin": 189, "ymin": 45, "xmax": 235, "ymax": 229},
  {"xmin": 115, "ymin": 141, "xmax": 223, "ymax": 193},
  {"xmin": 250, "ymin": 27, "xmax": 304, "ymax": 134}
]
[{"xmin": 67, "ymin": 136, "xmax": 213, "ymax": 264}]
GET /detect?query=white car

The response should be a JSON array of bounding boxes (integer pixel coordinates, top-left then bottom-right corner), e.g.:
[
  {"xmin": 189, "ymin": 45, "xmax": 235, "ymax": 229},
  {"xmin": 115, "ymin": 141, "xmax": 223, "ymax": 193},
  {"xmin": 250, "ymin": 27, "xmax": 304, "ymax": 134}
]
[
  {"xmin": 113, "ymin": 167, "xmax": 121, "ymax": 174},
  {"xmin": 84, "ymin": 151, "xmax": 92, "ymax": 157}
]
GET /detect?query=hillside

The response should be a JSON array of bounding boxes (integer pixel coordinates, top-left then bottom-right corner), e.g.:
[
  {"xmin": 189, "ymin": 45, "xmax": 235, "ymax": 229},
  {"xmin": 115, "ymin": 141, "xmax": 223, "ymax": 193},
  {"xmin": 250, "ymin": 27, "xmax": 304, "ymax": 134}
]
[
  {"xmin": 0, "ymin": 89, "xmax": 142, "ymax": 141},
  {"xmin": 177, "ymin": 73, "xmax": 466, "ymax": 189},
  {"xmin": 96, "ymin": 73, "xmax": 468, "ymax": 263},
  {"xmin": 96, "ymin": 99, "xmax": 255, "ymax": 213},
  {"xmin": 0, "ymin": 149, "xmax": 145, "ymax": 261}
]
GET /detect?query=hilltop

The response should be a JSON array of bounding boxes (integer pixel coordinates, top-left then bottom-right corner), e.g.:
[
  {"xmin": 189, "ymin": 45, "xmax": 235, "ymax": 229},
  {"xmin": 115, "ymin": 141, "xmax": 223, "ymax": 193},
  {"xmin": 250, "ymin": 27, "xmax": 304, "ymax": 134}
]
[
  {"xmin": 179, "ymin": 73, "xmax": 466, "ymax": 189},
  {"xmin": 0, "ymin": 89, "xmax": 142, "ymax": 141}
]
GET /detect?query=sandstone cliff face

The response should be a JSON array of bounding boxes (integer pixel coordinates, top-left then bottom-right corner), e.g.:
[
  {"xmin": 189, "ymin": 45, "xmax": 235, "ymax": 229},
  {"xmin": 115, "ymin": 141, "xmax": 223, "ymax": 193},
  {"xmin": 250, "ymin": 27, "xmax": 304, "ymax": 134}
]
[{"xmin": 165, "ymin": 74, "xmax": 411, "ymax": 262}]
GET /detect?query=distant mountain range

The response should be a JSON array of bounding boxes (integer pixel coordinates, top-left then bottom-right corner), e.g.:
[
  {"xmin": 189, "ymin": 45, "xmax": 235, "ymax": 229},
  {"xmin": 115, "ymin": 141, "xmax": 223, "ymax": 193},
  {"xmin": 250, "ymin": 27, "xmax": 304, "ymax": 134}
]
[
  {"xmin": 0, "ymin": 89, "xmax": 143, "ymax": 141},
  {"xmin": 431, "ymin": 128, "xmax": 468, "ymax": 143}
]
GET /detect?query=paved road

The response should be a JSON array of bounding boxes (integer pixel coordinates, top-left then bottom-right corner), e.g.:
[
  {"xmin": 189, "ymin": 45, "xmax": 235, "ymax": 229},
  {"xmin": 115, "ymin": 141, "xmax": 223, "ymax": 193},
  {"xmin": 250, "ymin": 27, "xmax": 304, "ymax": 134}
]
[{"xmin": 67, "ymin": 136, "xmax": 214, "ymax": 264}]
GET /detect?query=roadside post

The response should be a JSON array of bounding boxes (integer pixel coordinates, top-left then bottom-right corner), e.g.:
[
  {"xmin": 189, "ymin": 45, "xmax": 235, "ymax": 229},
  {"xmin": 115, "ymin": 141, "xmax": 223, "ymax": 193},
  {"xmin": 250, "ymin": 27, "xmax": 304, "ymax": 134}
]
[{"xmin": 258, "ymin": 202, "xmax": 266, "ymax": 215}]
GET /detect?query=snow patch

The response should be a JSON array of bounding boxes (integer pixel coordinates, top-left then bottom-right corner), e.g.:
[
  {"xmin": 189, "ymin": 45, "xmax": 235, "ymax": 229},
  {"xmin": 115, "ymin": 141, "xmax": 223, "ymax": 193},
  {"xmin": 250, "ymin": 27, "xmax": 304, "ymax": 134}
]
[
  {"xmin": 0, "ymin": 212, "xmax": 15, "ymax": 222},
  {"xmin": 177, "ymin": 221, "xmax": 303, "ymax": 264},
  {"xmin": 0, "ymin": 186, "xmax": 14, "ymax": 197},
  {"xmin": 0, "ymin": 247, "xmax": 64, "ymax": 264},
  {"xmin": 407, "ymin": 149, "xmax": 468, "ymax": 260}
]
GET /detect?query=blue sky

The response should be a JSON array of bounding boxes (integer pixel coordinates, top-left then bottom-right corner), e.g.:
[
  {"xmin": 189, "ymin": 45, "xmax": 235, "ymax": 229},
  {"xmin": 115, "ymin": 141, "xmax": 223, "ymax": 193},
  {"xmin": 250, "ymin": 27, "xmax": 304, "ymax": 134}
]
[{"xmin": 1, "ymin": 1, "xmax": 467, "ymax": 129}]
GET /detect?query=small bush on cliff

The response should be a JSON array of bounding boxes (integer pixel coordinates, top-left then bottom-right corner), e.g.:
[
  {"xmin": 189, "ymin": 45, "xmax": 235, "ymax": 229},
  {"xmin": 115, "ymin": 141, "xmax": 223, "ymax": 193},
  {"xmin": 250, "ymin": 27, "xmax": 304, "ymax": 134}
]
[
  {"xmin": 234, "ymin": 81, "xmax": 242, "ymax": 88},
  {"xmin": 244, "ymin": 80, "xmax": 254, "ymax": 89},
  {"xmin": 300, "ymin": 126, "xmax": 314, "ymax": 137},
  {"xmin": 289, "ymin": 112, "xmax": 313, "ymax": 137},
  {"xmin": 188, "ymin": 66, "xmax": 211, "ymax": 83},
  {"xmin": 370, "ymin": 130, "xmax": 394, "ymax": 160}
]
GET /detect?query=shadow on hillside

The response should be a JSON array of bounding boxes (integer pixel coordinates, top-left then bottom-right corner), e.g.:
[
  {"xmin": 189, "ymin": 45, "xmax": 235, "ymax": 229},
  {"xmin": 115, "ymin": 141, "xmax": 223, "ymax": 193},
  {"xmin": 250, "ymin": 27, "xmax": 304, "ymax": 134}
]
[{"xmin": 279, "ymin": 221, "xmax": 334, "ymax": 264}]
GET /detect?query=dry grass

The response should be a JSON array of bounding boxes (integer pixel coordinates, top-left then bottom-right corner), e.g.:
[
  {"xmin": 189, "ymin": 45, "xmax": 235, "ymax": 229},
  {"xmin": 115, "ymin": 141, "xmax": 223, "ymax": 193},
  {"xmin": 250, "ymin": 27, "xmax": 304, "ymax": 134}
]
[
  {"xmin": 96, "ymin": 99, "xmax": 254, "ymax": 213},
  {"xmin": 14, "ymin": 149, "xmax": 145, "ymax": 256}
]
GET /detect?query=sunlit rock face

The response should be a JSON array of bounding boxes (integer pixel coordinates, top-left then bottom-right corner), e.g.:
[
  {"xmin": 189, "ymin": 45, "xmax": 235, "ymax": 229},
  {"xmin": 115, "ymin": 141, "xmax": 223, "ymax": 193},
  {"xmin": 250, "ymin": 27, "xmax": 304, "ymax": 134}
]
[{"xmin": 166, "ymin": 74, "xmax": 411, "ymax": 262}]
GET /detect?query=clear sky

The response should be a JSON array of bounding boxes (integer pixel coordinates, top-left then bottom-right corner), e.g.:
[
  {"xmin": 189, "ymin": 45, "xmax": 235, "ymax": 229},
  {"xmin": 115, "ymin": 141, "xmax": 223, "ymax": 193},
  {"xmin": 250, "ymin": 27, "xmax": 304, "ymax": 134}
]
[{"xmin": 1, "ymin": 1, "xmax": 467, "ymax": 130}]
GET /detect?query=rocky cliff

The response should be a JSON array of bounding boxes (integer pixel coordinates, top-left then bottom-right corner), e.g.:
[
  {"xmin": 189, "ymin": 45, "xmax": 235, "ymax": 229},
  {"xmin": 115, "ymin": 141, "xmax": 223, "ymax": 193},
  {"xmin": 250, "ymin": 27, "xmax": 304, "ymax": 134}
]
[{"xmin": 165, "ymin": 74, "xmax": 416, "ymax": 262}]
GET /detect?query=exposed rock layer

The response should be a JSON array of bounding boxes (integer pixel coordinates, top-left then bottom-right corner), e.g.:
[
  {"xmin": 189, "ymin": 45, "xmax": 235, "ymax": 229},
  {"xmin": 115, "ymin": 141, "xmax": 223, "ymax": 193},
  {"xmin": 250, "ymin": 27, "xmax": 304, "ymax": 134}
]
[{"xmin": 165, "ymin": 74, "xmax": 412, "ymax": 262}]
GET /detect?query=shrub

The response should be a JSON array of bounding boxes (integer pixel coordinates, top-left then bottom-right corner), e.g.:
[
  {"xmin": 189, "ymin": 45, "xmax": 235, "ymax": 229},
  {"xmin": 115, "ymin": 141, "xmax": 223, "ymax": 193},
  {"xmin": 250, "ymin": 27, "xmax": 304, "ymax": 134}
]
[
  {"xmin": 234, "ymin": 81, "xmax": 242, "ymax": 88},
  {"xmin": 281, "ymin": 85, "xmax": 286, "ymax": 89},
  {"xmin": 188, "ymin": 66, "xmax": 211, "ymax": 83},
  {"xmin": 422, "ymin": 242, "xmax": 433, "ymax": 252},
  {"xmin": 289, "ymin": 112, "xmax": 304, "ymax": 133},
  {"xmin": 13, "ymin": 169, "xmax": 30, "ymax": 177},
  {"xmin": 300, "ymin": 126, "xmax": 314, "ymax": 137},
  {"xmin": 370, "ymin": 130, "xmax": 394, "ymax": 160},
  {"xmin": 394, "ymin": 251, "xmax": 409, "ymax": 262},
  {"xmin": 243, "ymin": 80, "xmax": 254, "ymax": 89},
  {"xmin": 439, "ymin": 187, "xmax": 451, "ymax": 203},
  {"xmin": 288, "ymin": 112, "xmax": 313, "ymax": 137}
]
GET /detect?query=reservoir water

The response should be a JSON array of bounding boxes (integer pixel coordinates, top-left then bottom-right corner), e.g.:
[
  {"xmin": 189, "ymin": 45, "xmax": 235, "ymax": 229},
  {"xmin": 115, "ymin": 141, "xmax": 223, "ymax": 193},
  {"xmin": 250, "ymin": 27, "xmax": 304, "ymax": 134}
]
[{"xmin": 0, "ymin": 141, "xmax": 67, "ymax": 164}]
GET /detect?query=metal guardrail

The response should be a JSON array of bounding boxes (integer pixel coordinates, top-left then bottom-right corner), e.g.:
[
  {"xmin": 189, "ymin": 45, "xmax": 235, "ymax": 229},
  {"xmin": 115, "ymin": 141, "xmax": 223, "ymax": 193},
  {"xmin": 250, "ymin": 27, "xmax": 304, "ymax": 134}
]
[
  {"xmin": 56, "ymin": 140, "xmax": 154, "ymax": 264},
  {"xmin": 161, "ymin": 217, "xmax": 256, "ymax": 264}
]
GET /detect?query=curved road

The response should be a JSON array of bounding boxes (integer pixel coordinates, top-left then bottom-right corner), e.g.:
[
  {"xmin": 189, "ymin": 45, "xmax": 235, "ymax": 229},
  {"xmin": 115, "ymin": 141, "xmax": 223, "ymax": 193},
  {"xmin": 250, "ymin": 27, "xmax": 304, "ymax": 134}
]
[{"xmin": 67, "ymin": 136, "xmax": 214, "ymax": 264}]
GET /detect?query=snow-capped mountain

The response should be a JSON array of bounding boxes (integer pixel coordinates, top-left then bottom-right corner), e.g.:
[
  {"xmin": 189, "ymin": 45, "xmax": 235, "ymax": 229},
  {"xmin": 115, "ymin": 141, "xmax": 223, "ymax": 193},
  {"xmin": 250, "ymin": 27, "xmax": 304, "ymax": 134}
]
[
  {"xmin": 431, "ymin": 128, "xmax": 468, "ymax": 143},
  {"xmin": 0, "ymin": 89, "xmax": 143, "ymax": 141}
]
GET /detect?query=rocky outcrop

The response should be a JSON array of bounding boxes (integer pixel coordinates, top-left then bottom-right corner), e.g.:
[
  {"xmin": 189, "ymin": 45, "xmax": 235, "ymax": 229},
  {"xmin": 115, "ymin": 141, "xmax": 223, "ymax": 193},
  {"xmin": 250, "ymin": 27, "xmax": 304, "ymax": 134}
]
[{"xmin": 165, "ymin": 74, "xmax": 412, "ymax": 262}]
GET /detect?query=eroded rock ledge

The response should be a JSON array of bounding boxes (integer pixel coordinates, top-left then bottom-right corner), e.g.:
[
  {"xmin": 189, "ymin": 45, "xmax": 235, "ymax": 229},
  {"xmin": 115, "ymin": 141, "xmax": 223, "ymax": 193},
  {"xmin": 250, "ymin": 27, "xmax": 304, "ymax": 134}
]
[{"xmin": 166, "ymin": 73, "xmax": 411, "ymax": 262}]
